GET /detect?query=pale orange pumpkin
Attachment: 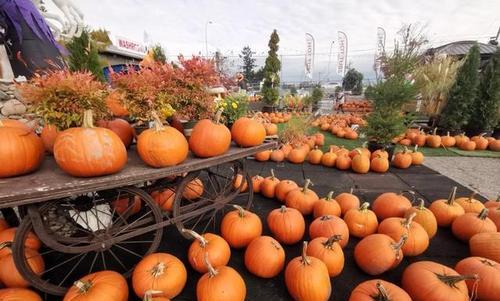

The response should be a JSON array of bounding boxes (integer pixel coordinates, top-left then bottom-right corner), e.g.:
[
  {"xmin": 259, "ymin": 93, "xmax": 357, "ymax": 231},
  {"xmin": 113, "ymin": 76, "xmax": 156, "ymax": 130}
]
[
  {"xmin": 372, "ymin": 192, "xmax": 413, "ymax": 221},
  {"xmin": 267, "ymin": 206, "xmax": 305, "ymax": 245},
  {"xmin": 426, "ymin": 128, "xmax": 441, "ymax": 148},
  {"xmin": 260, "ymin": 169, "xmax": 280, "ymax": 198},
  {"xmin": 455, "ymin": 256, "xmax": 500, "ymax": 301},
  {"xmin": 244, "ymin": 236, "xmax": 285, "ymax": 278},
  {"xmin": 233, "ymin": 174, "xmax": 248, "ymax": 192},
  {"xmin": 251, "ymin": 175, "xmax": 264, "ymax": 193},
  {"xmin": 455, "ymin": 192, "xmax": 485, "ymax": 214},
  {"xmin": 349, "ymin": 280, "xmax": 411, "ymax": 301},
  {"xmin": 370, "ymin": 154, "xmax": 389, "ymax": 173},
  {"xmin": 335, "ymin": 153, "xmax": 352, "ymax": 170},
  {"xmin": 429, "ymin": 186, "xmax": 465, "ymax": 227},
  {"xmin": 313, "ymin": 191, "xmax": 341, "ymax": 218},
  {"xmin": 270, "ymin": 149, "xmax": 285, "ymax": 162},
  {"xmin": 392, "ymin": 147, "xmax": 412, "ymax": 169},
  {"xmin": 410, "ymin": 145, "xmax": 425, "ymax": 165},
  {"xmin": 441, "ymin": 131, "xmax": 456, "ymax": 147},
  {"xmin": 307, "ymin": 147, "xmax": 323, "ymax": 165},
  {"xmin": 351, "ymin": 149, "xmax": 370, "ymax": 174},
  {"xmin": 255, "ymin": 150, "xmax": 271, "ymax": 161},
  {"xmin": 182, "ymin": 178, "xmax": 204, "ymax": 200},
  {"xmin": 63, "ymin": 271, "xmax": 128, "ymax": 301},
  {"xmin": 220, "ymin": 205, "xmax": 262, "ymax": 249},
  {"xmin": 406, "ymin": 199, "xmax": 438, "ymax": 239},
  {"xmin": 469, "ymin": 232, "xmax": 500, "ymax": 263},
  {"xmin": 336, "ymin": 188, "xmax": 361, "ymax": 216},
  {"xmin": 451, "ymin": 209, "xmax": 497, "ymax": 242},
  {"xmin": 321, "ymin": 146, "xmax": 337, "ymax": 167}
]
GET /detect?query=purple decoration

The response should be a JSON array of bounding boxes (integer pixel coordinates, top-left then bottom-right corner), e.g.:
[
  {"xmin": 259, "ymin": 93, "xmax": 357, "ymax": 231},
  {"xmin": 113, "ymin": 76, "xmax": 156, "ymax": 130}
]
[{"xmin": 0, "ymin": 0, "xmax": 65, "ymax": 54}]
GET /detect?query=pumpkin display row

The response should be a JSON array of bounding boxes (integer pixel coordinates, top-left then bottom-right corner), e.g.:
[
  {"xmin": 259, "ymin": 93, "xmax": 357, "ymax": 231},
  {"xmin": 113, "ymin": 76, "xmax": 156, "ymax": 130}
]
[{"xmin": 0, "ymin": 115, "xmax": 267, "ymax": 178}]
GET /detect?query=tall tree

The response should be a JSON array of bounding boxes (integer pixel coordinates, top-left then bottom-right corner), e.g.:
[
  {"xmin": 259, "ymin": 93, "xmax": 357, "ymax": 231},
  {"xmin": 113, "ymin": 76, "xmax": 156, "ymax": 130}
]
[
  {"xmin": 239, "ymin": 45, "xmax": 256, "ymax": 82},
  {"xmin": 66, "ymin": 29, "xmax": 104, "ymax": 81},
  {"xmin": 343, "ymin": 68, "xmax": 364, "ymax": 95},
  {"xmin": 468, "ymin": 48, "xmax": 500, "ymax": 132},
  {"xmin": 151, "ymin": 44, "xmax": 166, "ymax": 63},
  {"xmin": 262, "ymin": 30, "xmax": 281, "ymax": 105},
  {"xmin": 439, "ymin": 44, "xmax": 480, "ymax": 131}
]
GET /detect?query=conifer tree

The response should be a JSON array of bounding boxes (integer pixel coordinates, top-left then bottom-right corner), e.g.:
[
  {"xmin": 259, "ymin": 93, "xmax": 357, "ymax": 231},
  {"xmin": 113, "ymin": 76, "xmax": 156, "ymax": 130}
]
[
  {"xmin": 262, "ymin": 30, "xmax": 281, "ymax": 105},
  {"xmin": 66, "ymin": 29, "xmax": 104, "ymax": 81}
]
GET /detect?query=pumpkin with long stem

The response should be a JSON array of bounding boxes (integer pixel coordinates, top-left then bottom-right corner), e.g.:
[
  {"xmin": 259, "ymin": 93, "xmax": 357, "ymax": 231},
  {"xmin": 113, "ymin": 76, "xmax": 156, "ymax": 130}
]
[
  {"xmin": 406, "ymin": 198, "xmax": 438, "ymax": 239},
  {"xmin": 182, "ymin": 229, "xmax": 230, "ymax": 274},
  {"xmin": 455, "ymin": 192, "xmax": 485, "ymax": 214},
  {"xmin": 344, "ymin": 202, "xmax": 378, "ymax": 238},
  {"xmin": 0, "ymin": 119, "xmax": 44, "ymax": 178},
  {"xmin": 63, "ymin": 271, "xmax": 128, "ymax": 301},
  {"xmin": 309, "ymin": 215, "xmax": 349, "ymax": 248},
  {"xmin": 352, "ymin": 149, "xmax": 370, "ymax": 174},
  {"xmin": 142, "ymin": 290, "xmax": 170, "ymax": 301},
  {"xmin": 132, "ymin": 253, "xmax": 187, "ymax": 299},
  {"xmin": 336, "ymin": 188, "xmax": 360, "ymax": 216},
  {"xmin": 267, "ymin": 206, "xmax": 305, "ymax": 245},
  {"xmin": 261, "ymin": 169, "xmax": 280, "ymax": 198},
  {"xmin": 306, "ymin": 235, "xmax": 345, "ymax": 277},
  {"xmin": 377, "ymin": 212, "xmax": 429, "ymax": 256},
  {"xmin": 372, "ymin": 191, "xmax": 413, "ymax": 221},
  {"xmin": 220, "ymin": 205, "xmax": 262, "ymax": 249},
  {"xmin": 231, "ymin": 117, "xmax": 266, "ymax": 147},
  {"xmin": 349, "ymin": 280, "xmax": 412, "ymax": 301},
  {"xmin": 251, "ymin": 175, "xmax": 264, "ymax": 193},
  {"xmin": 313, "ymin": 191, "xmax": 341, "ymax": 218},
  {"xmin": 354, "ymin": 234, "xmax": 407, "ymax": 275},
  {"xmin": 189, "ymin": 111, "xmax": 231, "ymax": 158},
  {"xmin": 426, "ymin": 128, "xmax": 441, "ymax": 148},
  {"xmin": 470, "ymin": 232, "xmax": 500, "ymax": 265},
  {"xmin": 285, "ymin": 242, "xmax": 331, "ymax": 301},
  {"xmin": 429, "ymin": 186, "xmax": 465, "ymax": 227},
  {"xmin": 402, "ymin": 261, "xmax": 478, "ymax": 301},
  {"xmin": 0, "ymin": 243, "xmax": 45, "ymax": 288},
  {"xmin": 0, "ymin": 288, "xmax": 42, "ymax": 301},
  {"xmin": 410, "ymin": 145, "xmax": 424, "ymax": 165},
  {"xmin": 244, "ymin": 236, "xmax": 285, "ymax": 278},
  {"xmin": 441, "ymin": 131, "xmax": 456, "ymax": 147},
  {"xmin": 451, "ymin": 208, "xmax": 497, "ymax": 242},
  {"xmin": 321, "ymin": 146, "xmax": 337, "ymax": 167},
  {"xmin": 274, "ymin": 180, "xmax": 299, "ymax": 203},
  {"xmin": 197, "ymin": 253, "xmax": 246, "ymax": 301},
  {"xmin": 307, "ymin": 147, "xmax": 323, "ymax": 165},
  {"xmin": 455, "ymin": 256, "xmax": 500, "ymax": 301},
  {"xmin": 285, "ymin": 179, "xmax": 319, "ymax": 215}
]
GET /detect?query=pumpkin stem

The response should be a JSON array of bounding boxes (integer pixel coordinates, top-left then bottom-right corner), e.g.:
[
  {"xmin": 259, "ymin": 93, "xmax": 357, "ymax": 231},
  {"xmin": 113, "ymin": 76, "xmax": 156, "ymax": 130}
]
[
  {"xmin": 232, "ymin": 205, "xmax": 246, "ymax": 218},
  {"xmin": 436, "ymin": 273, "xmax": 478, "ymax": 288},
  {"xmin": 349, "ymin": 187, "xmax": 354, "ymax": 194},
  {"xmin": 392, "ymin": 234, "xmax": 408, "ymax": 259},
  {"xmin": 0, "ymin": 119, "xmax": 3, "ymax": 127},
  {"xmin": 82, "ymin": 110, "xmax": 95, "ymax": 128},
  {"xmin": 279, "ymin": 205, "xmax": 288, "ymax": 213},
  {"xmin": 323, "ymin": 235, "xmax": 342, "ymax": 249},
  {"xmin": 467, "ymin": 192, "xmax": 477, "ymax": 203},
  {"xmin": 300, "ymin": 241, "xmax": 311, "ymax": 266},
  {"xmin": 204, "ymin": 252, "xmax": 219, "ymax": 278},
  {"xmin": 433, "ymin": 128, "xmax": 437, "ymax": 135},
  {"xmin": 417, "ymin": 198, "xmax": 426, "ymax": 210},
  {"xmin": 150, "ymin": 261, "xmax": 166, "ymax": 278},
  {"xmin": 446, "ymin": 186, "xmax": 458, "ymax": 205},
  {"xmin": 73, "ymin": 280, "xmax": 93, "ymax": 293},
  {"xmin": 446, "ymin": 131, "xmax": 450, "ymax": 137},
  {"xmin": 270, "ymin": 240, "xmax": 282, "ymax": 250},
  {"xmin": 270, "ymin": 169, "xmax": 275, "ymax": 179},
  {"xmin": 359, "ymin": 202, "xmax": 370, "ymax": 211},
  {"xmin": 402, "ymin": 212, "xmax": 417, "ymax": 228},
  {"xmin": 181, "ymin": 228, "xmax": 208, "ymax": 248},
  {"xmin": 0, "ymin": 242, "xmax": 12, "ymax": 250},
  {"xmin": 478, "ymin": 208, "xmax": 489, "ymax": 220},
  {"xmin": 414, "ymin": 145, "xmax": 419, "ymax": 152},
  {"xmin": 143, "ymin": 290, "xmax": 165, "ymax": 301},
  {"xmin": 355, "ymin": 148, "xmax": 362, "ymax": 155},
  {"xmin": 329, "ymin": 145, "xmax": 335, "ymax": 153},
  {"xmin": 302, "ymin": 179, "xmax": 311, "ymax": 192},
  {"xmin": 151, "ymin": 111, "xmax": 164, "ymax": 132},
  {"xmin": 400, "ymin": 190, "xmax": 416, "ymax": 203},
  {"xmin": 480, "ymin": 259, "xmax": 494, "ymax": 267},
  {"xmin": 374, "ymin": 281, "xmax": 390, "ymax": 301},
  {"xmin": 326, "ymin": 191, "xmax": 334, "ymax": 201},
  {"xmin": 214, "ymin": 109, "xmax": 223, "ymax": 124}
]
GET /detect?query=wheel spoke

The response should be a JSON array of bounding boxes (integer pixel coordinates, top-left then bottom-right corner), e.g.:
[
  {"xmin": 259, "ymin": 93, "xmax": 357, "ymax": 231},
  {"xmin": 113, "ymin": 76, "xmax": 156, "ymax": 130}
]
[
  {"xmin": 42, "ymin": 253, "xmax": 85, "ymax": 275},
  {"xmin": 108, "ymin": 247, "xmax": 128, "ymax": 272},
  {"xmin": 100, "ymin": 251, "xmax": 107, "ymax": 270},
  {"xmin": 57, "ymin": 252, "xmax": 87, "ymax": 286},
  {"xmin": 88, "ymin": 252, "xmax": 99, "ymax": 275},
  {"xmin": 114, "ymin": 243, "xmax": 144, "ymax": 258},
  {"xmin": 114, "ymin": 210, "xmax": 153, "ymax": 236}
]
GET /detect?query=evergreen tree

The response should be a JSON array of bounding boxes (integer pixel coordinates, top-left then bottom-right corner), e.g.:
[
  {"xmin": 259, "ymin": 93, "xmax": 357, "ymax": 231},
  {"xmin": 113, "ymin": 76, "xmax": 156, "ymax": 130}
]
[
  {"xmin": 239, "ymin": 45, "xmax": 256, "ymax": 82},
  {"xmin": 439, "ymin": 44, "xmax": 480, "ymax": 131},
  {"xmin": 262, "ymin": 30, "xmax": 281, "ymax": 105},
  {"xmin": 66, "ymin": 29, "xmax": 104, "ymax": 81},
  {"xmin": 151, "ymin": 44, "xmax": 167, "ymax": 63},
  {"xmin": 343, "ymin": 68, "xmax": 364, "ymax": 95},
  {"xmin": 468, "ymin": 49, "xmax": 500, "ymax": 132}
]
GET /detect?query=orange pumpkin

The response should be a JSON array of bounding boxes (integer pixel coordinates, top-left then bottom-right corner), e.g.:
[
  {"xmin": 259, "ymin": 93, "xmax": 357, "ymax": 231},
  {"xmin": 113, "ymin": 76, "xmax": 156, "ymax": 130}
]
[
  {"xmin": 0, "ymin": 227, "xmax": 41, "ymax": 257},
  {"xmin": 309, "ymin": 215, "xmax": 349, "ymax": 248},
  {"xmin": 320, "ymin": 146, "xmax": 337, "ymax": 167},
  {"xmin": 142, "ymin": 291, "xmax": 171, "ymax": 301},
  {"xmin": 470, "ymin": 232, "xmax": 500, "ymax": 263},
  {"xmin": 489, "ymin": 139, "xmax": 500, "ymax": 151},
  {"xmin": 151, "ymin": 189, "xmax": 175, "ymax": 212},
  {"xmin": 306, "ymin": 236, "xmax": 345, "ymax": 277},
  {"xmin": 189, "ymin": 116, "xmax": 231, "ymax": 158},
  {"xmin": 485, "ymin": 196, "xmax": 500, "ymax": 209},
  {"xmin": 406, "ymin": 199, "xmax": 437, "ymax": 239},
  {"xmin": 370, "ymin": 149, "xmax": 389, "ymax": 160},
  {"xmin": 455, "ymin": 192, "xmax": 485, "ymax": 214},
  {"xmin": 285, "ymin": 242, "xmax": 331, "ymax": 301},
  {"xmin": 63, "ymin": 271, "xmax": 128, "ymax": 301},
  {"xmin": 370, "ymin": 154, "xmax": 389, "ymax": 173},
  {"xmin": 220, "ymin": 205, "xmax": 262, "ymax": 249},
  {"xmin": 231, "ymin": 117, "xmax": 266, "ymax": 147},
  {"xmin": 455, "ymin": 256, "xmax": 500, "ymax": 301},
  {"xmin": 251, "ymin": 175, "xmax": 264, "ymax": 193},
  {"xmin": 244, "ymin": 236, "xmax": 285, "ymax": 278},
  {"xmin": 264, "ymin": 123, "xmax": 278, "ymax": 136},
  {"xmin": 0, "ymin": 119, "xmax": 31, "ymax": 130},
  {"xmin": 96, "ymin": 119, "xmax": 135, "ymax": 148},
  {"xmin": 399, "ymin": 138, "xmax": 412, "ymax": 146},
  {"xmin": 267, "ymin": 206, "xmax": 305, "ymax": 245},
  {"xmin": 344, "ymin": 202, "xmax": 378, "ymax": 238},
  {"xmin": 454, "ymin": 133, "xmax": 469, "ymax": 147},
  {"xmin": 260, "ymin": 169, "xmax": 280, "ymax": 198},
  {"xmin": 287, "ymin": 147, "xmax": 307, "ymax": 164},
  {"xmin": 410, "ymin": 145, "xmax": 425, "ymax": 165},
  {"xmin": 0, "ymin": 245, "xmax": 45, "ymax": 288},
  {"xmin": 392, "ymin": 147, "xmax": 412, "ymax": 169},
  {"xmin": 352, "ymin": 149, "xmax": 370, "ymax": 174},
  {"xmin": 354, "ymin": 233, "xmax": 406, "ymax": 275},
  {"xmin": 0, "ymin": 120, "xmax": 44, "ymax": 178},
  {"xmin": 335, "ymin": 154, "xmax": 352, "ymax": 170},
  {"xmin": 349, "ymin": 280, "xmax": 412, "ymax": 301},
  {"xmin": 182, "ymin": 178, "xmax": 204, "ymax": 200},
  {"xmin": 132, "ymin": 253, "xmax": 187, "ymax": 299},
  {"xmin": 488, "ymin": 207, "xmax": 500, "ymax": 230},
  {"xmin": 377, "ymin": 213, "xmax": 430, "ymax": 256},
  {"xmin": 275, "ymin": 180, "xmax": 299, "ymax": 203},
  {"xmin": 197, "ymin": 254, "xmax": 246, "ymax": 301},
  {"xmin": 336, "ymin": 188, "xmax": 361, "ymax": 216},
  {"xmin": 0, "ymin": 219, "xmax": 8, "ymax": 232},
  {"xmin": 111, "ymin": 195, "xmax": 142, "ymax": 215},
  {"xmin": 426, "ymin": 128, "xmax": 441, "ymax": 148},
  {"xmin": 137, "ymin": 120, "xmax": 188, "ymax": 168},
  {"xmin": 183, "ymin": 229, "xmax": 230, "ymax": 273},
  {"xmin": 372, "ymin": 192, "xmax": 413, "ymax": 221},
  {"xmin": 459, "ymin": 140, "xmax": 476, "ymax": 151},
  {"xmin": 255, "ymin": 150, "xmax": 271, "ymax": 161},
  {"xmin": 429, "ymin": 186, "xmax": 465, "ymax": 227},
  {"xmin": 441, "ymin": 131, "xmax": 456, "ymax": 147},
  {"xmin": 41, "ymin": 124, "xmax": 59, "ymax": 153},
  {"xmin": 451, "ymin": 209, "xmax": 497, "ymax": 242},
  {"xmin": 472, "ymin": 135, "xmax": 489, "ymax": 150},
  {"xmin": 0, "ymin": 288, "xmax": 42, "ymax": 301},
  {"xmin": 233, "ymin": 174, "xmax": 248, "ymax": 192},
  {"xmin": 285, "ymin": 179, "xmax": 319, "ymax": 215},
  {"xmin": 307, "ymin": 147, "xmax": 323, "ymax": 165},
  {"xmin": 313, "ymin": 191, "xmax": 341, "ymax": 218},
  {"xmin": 270, "ymin": 149, "xmax": 285, "ymax": 162},
  {"xmin": 105, "ymin": 90, "xmax": 129, "ymax": 117},
  {"xmin": 412, "ymin": 131, "xmax": 426, "ymax": 147}
]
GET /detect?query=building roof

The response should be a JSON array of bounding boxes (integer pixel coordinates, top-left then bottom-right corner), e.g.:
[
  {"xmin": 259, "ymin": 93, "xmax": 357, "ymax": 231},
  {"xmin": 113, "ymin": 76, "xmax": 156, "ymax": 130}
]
[
  {"xmin": 425, "ymin": 41, "xmax": 498, "ymax": 56},
  {"xmin": 99, "ymin": 44, "xmax": 145, "ymax": 60}
]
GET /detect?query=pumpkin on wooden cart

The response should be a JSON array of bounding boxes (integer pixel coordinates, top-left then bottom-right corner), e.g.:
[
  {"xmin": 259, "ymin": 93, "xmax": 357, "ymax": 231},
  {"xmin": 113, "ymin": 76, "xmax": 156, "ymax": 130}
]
[
  {"xmin": 188, "ymin": 111, "xmax": 231, "ymax": 158},
  {"xmin": 231, "ymin": 117, "xmax": 266, "ymax": 147},
  {"xmin": 96, "ymin": 118, "xmax": 135, "ymax": 148}
]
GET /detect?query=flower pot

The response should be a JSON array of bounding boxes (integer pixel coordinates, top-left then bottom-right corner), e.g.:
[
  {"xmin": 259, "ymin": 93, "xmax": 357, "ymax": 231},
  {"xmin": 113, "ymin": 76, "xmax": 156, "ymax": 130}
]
[
  {"xmin": 181, "ymin": 120, "xmax": 198, "ymax": 137},
  {"xmin": 368, "ymin": 141, "xmax": 397, "ymax": 160},
  {"xmin": 262, "ymin": 105, "xmax": 277, "ymax": 113}
]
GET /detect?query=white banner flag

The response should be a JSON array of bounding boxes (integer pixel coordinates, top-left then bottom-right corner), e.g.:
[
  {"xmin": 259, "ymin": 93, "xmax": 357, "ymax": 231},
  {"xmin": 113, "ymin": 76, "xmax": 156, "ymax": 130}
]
[
  {"xmin": 305, "ymin": 33, "xmax": 315, "ymax": 80},
  {"xmin": 337, "ymin": 31, "xmax": 348, "ymax": 77},
  {"xmin": 374, "ymin": 27, "xmax": 386, "ymax": 78}
]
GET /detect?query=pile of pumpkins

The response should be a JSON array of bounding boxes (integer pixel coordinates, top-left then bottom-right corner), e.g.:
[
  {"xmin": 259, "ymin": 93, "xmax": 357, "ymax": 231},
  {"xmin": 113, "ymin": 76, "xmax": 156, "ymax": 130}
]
[
  {"xmin": 255, "ymin": 134, "xmax": 424, "ymax": 174},
  {"xmin": 397, "ymin": 128, "xmax": 500, "ymax": 152},
  {"xmin": 260, "ymin": 112, "xmax": 292, "ymax": 124},
  {"xmin": 341, "ymin": 100, "xmax": 373, "ymax": 113},
  {"xmin": 312, "ymin": 114, "xmax": 366, "ymax": 140},
  {"xmin": 0, "ymin": 113, "xmax": 268, "ymax": 179}
]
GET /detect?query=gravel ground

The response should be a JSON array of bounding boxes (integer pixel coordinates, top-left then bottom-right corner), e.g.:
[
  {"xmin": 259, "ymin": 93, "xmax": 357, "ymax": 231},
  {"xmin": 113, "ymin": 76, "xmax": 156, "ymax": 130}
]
[{"xmin": 424, "ymin": 157, "xmax": 500, "ymax": 200}]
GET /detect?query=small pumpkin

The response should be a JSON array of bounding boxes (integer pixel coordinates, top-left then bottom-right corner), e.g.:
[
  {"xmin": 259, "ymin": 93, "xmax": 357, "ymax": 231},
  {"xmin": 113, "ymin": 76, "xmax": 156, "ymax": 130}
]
[
  {"xmin": 485, "ymin": 195, "xmax": 500, "ymax": 209},
  {"xmin": 429, "ymin": 186, "xmax": 465, "ymax": 227},
  {"xmin": 406, "ymin": 198, "xmax": 438, "ymax": 239},
  {"xmin": 97, "ymin": 118, "xmax": 135, "ymax": 148},
  {"xmin": 426, "ymin": 128, "xmax": 441, "ymax": 148},
  {"xmin": 63, "ymin": 270, "xmax": 128, "ymax": 301},
  {"xmin": 197, "ymin": 254, "xmax": 246, "ymax": 301},
  {"xmin": 349, "ymin": 280, "xmax": 412, "ymax": 301},
  {"xmin": 377, "ymin": 212, "xmax": 429, "ymax": 256},
  {"xmin": 41, "ymin": 124, "xmax": 59, "ymax": 153},
  {"xmin": 285, "ymin": 179, "xmax": 319, "ymax": 215},
  {"xmin": 274, "ymin": 179, "xmax": 299, "ymax": 203},
  {"xmin": 470, "ymin": 232, "xmax": 500, "ymax": 263},
  {"xmin": 183, "ymin": 229, "xmax": 230, "ymax": 274},
  {"xmin": 267, "ymin": 206, "xmax": 305, "ymax": 245},
  {"xmin": 244, "ymin": 236, "xmax": 285, "ymax": 278},
  {"xmin": 335, "ymin": 153, "xmax": 352, "ymax": 170},
  {"xmin": 392, "ymin": 147, "xmax": 412, "ymax": 169},
  {"xmin": 270, "ymin": 149, "xmax": 285, "ymax": 162},
  {"xmin": 451, "ymin": 208, "xmax": 497, "ymax": 242},
  {"xmin": 441, "ymin": 131, "xmax": 456, "ymax": 147},
  {"xmin": 260, "ymin": 169, "xmax": 280, "ymax": 198},
  {"xmin": 410, "ymin": 145, "xmax": 424, "ymax": 165},
  {"xmin": 231, "ymin": 117, "xmax": 266, "ymax": 147},
  {"xmin": 454, "ymin": 133, "xmax": 469, "ymax": 147},
  {"xmin": 306, "ymin": 236, "xmax": 345, "ymax": 277},
  {"xmin": 313, "ymin": 191, "xmax": 341, "ymax": 218},
  {"xmin": 233, "ymin": 174, "xmax": 248, "ymax": 192},
  {"xmin": 309, "ymin": 215, "xmax": 349, "ymax": 248},
  {"xmin": 370, "ymin": 154, "xmax": 389, "ymax": 173},
  {"xmin": 307, "ymin": 147, "xmax": 323, "ymax": 165},
  {"xmin": 111, "ymin": 195, "xmax": 142, "ymax": 215},
  {"xmin": 488, "ymin": 207, "xmax": 500, "ymax": 230},
  {"xmin": 255, "ymin": 150, "xmax": 271, "ymax": 161},
  {"xmin": 251, "ymin": 175, "xmax": 264, "ymax": 193},
  {"xmin": 285, "ymin": 242, "xmax": 332, "ymax": 301},
  {"xmin": 354, "ymin": 234, "xmax": 406, "ymax": 275},
  {"xmin": 336, "ymin": 188, "xmax": 360, "ymax": 216},
  {"xmin": 351, "ymin": 149, "xmax": 370, "ymax": 174},
  {"xmin": 455, "ymin": 256, "xmax": 500, "ymax": 301},
  {"xmin": 0, "ymin": 244, "xmax": 45, "ymax": 288},
  {"xmin": 151, "ymin": 189, "xmax": 175, "ymax": 212},
  {"xmin": 472, "ymin": 135, "xmax": 489, "ymax": 150},
  {"xmin": 0, "ymin": 288, "xmax": 42, "ymax": 301},
  {"xmin": 264, "ymin": 123, "xmax": 278, "ymax": 136},
  {"xmin": 287, "ymin": 147, "xmax": 307, "ymax": 164},
  {"xmin": 182, "ymin": 178, "xmax": 204, "ymax": 200},
  {"xmin": 321, "ymin": 146, "xmax": 337, "ymax": 167},
  {"xmin": 0, "ymin": 119, "xmax": 31, "ymax": 130},
  {"xmin": 220, "ymin": 205, "xmax": 262, "ymax": 249},
  {"xmin": 132, "ymin": 253, "xmax": 187, "ymax": 299},
  {"xmin": 189, "ymin": 113, "xmax": 231, "ymax": 157},
  {"xmin": 344, "ymin": 202, "xmax": 378, "ymax": 238},
  {"xmin": 412, "ymin": 131, "xmax": 426, "ymax": 147},
  {"xmin": 455, "ymin": 192, "xmax": 485, "ymax": 214},
  {"xmin": 458, "ymin": 140, "xmax": 476, "ymax": 151},
  {"xmin": 489, "ymin": 139, "xmax": 500, "ymax": 151},
  {"xmin": 0, "ymin": 219, "xmax": 8, "ymax": 232},
  {"xmin": 372, "ymin": 191, "xmax": 413, "ymax": 221}
]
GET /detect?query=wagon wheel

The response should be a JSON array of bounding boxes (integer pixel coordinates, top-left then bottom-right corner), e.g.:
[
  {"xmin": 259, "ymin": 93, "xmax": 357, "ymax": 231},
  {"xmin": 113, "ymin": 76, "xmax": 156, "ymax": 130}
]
[
  {"xmin": 173, "ymin": 159, "xmax": 254, "ymax": 238},
  {"xmin": 12, "ymin": 187, "xmax": 163, "ymax": 296}
]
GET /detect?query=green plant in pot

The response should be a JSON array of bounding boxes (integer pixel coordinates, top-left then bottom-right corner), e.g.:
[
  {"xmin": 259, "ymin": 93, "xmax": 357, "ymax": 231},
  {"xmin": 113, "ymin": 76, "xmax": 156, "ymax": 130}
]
[
  {"xmin": 261, "ymin": 30, "xmax": 281, "ymax": 112},
  {"xmin": 216, "ymin": 92, "xmax": 249, "ymax": 127}
]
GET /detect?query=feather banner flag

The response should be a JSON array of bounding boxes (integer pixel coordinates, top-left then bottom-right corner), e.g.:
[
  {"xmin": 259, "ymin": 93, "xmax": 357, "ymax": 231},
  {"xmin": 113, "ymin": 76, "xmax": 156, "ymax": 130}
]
[
  {"xmin": 374, "ymin": 27, "xmax": 386, "ymax": 78},
  {"xmin": 337, "ymin": 31, "xmax": 348, "ymax": 77},
  {"xmin": 305, "ymin": 33, "xmax": 315, "ymax": 80}
]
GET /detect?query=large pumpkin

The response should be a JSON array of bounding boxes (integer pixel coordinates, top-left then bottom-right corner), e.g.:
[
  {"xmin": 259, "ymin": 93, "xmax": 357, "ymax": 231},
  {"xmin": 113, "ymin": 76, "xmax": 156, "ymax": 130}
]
[
  {"xmin": 406, "ymin": 199, "xmax": 438, "ymax": 239},
  {"xmin": 275, "ymin": 180, "xmax": 299, "ymax": 203},
  {"xmin": 41, "ymin": 124, "xmax": 59, "ymax": 153},
  {"xmin": 455, "ymin": 256, "xmax": 500, "ymax": 301},
  {"xmin": 267, "ymin": 206, "xmax": 305, "ymax": 245},
  {"xmin": 132, "ymin": 253, "xmax": 187, "ymax": 299},
  {"xmin": 0, "ymin": 245, "xmax": 45, "ymax": 288},
  {"xmin": 0, "ymin": 288, "xmax": 42, "ymax": 301},
  {"xmin": 54, "ymin": 110, "xmax": 127, "ymax": 177},
  {"xmin": 349, "ymin": 280, "xmax": 412, "ymax": 301},
  {"xmin": 429, "ymin": 186, "xmax": 465, "ymax": 227},
  {"xmin": 137, "ymin": 119, "xmax": 188, "ymax": 168},
  {"xmin": 285, "ymin": 179, "xmax": 319, "ymax": 215},
  {"xmin": 377, "ymin": 213, "xmax": 429, "ymax": 256},
  {"xmin": 197, "ymin": 255, "xmax": 246, "ymax": 301},
  {"xmin": 285, "ymin": 242, "xmax": 331, "ymax": 301},
  {"xmin": 306, "ymin": 236, "xmax": 344, "ymax": 277},
  {"xmin": 354, "ymin": 233, "xmax": 406, "ymax": 275},
  {"xmin": 220, "ymin": 205, "xmax": 262, "ymax": 249},
  {"xmin": 470, "ymin": 232, "xmax": 500, "ymax": 262},
  {"xmin": 183, "ymin": 229, "xmax": 230, "ymax": 274},
  {"xmin": 189, "ymin": 114, "xmax": 231, "ymax": 158},
  {"xmin": 344, "ymin": 202, "xmax": 378, "ymax": 238},
  {"xmin": 244, "ymin": 236, "xmax": 285, "ymax": 278},
  {"xmin": 231, "ymin": 117, "xmax": 266, "ymax": 147},
  {"xmin": 0, "ymin": 119, "xmax": 31, "ymax": 130},
  {"xmin": 313, "ymin": 191, "xmax": 341, "ymax": 218},
  {"xmin": 309, "ymin": 215, "xmax": 349, "ymax": 248},
  {"xmin": 402, "ymin": 261, "xmax": 474, "ymax": 301},
  {"xmin": 96, "ymin": 119, "xmax": 135, "ymax": 148},
  {"xmin": 336, "ymin": 188, "xmax": 360, "ymax": 216},
  {"xmin": 0, "ymin": 120, "xmax": 44, "ymax": 178},
  {"xmin": 451, "ymin": 209, "xmax": 497, "ymax": 242},
  {"xmin": 372, "ymin": 192, "xmax": 412, "ymax": 221},
  {"xmin": 63, "ymin": 271, "xmax": 128, "ymax": 301}
]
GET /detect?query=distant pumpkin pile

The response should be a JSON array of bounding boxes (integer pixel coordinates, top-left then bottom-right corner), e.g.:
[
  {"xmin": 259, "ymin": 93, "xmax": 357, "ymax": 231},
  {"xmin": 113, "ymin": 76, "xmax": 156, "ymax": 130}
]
[
  {"xmin": 254, "ymin": 133, "xmax": 424, "ymax": 174},
  {"xmin": 312, "ymin": 114, "xmax": 366, "ymax": 140},
  {"xmin": 397, "ymin": 128, "xmax": 500, "ymax": 152}
]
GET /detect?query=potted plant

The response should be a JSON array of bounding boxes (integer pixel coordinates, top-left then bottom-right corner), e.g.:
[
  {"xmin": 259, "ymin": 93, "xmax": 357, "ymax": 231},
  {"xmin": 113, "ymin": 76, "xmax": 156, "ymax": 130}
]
[
  {"xmin": 216, "ymin": 92, "xmax": 249, "ymax": 128},
  {"xmin": 261, "ymin": 30, "xmax": 281, "ymax": 112}
]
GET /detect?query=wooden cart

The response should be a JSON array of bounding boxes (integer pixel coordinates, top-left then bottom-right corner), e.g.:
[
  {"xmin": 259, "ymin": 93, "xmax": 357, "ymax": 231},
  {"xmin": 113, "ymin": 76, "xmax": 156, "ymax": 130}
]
[{"xmin": 0, "ymin": 142, "xmax": 276, "ymax": 296}]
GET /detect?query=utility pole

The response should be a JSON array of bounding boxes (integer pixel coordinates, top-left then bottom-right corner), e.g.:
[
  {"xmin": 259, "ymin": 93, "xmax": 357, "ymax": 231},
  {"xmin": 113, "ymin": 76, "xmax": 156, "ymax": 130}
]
[
  {"xmin": 326, "ymin": 40, "xmax": 334, "ymax": 82},
  {"xmin": 205, "ymin": 20, "xmax": 213, "ymax": 57}
]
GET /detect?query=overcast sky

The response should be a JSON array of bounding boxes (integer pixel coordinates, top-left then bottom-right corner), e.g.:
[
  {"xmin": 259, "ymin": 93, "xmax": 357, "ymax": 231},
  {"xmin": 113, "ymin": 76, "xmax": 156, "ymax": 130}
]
[{"xmin": 47, "ymin": 0, "xmax": 499, "ymax": 83}]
